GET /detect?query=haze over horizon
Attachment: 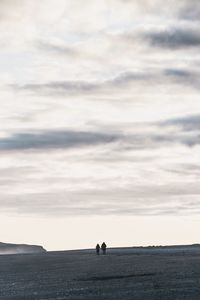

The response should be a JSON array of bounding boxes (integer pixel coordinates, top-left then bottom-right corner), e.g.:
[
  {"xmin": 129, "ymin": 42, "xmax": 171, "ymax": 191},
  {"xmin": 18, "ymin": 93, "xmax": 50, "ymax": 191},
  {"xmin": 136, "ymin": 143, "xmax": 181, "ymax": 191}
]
[{"xmin": 1, "ymin": 0, "xmax": 200, "ymax": 250}]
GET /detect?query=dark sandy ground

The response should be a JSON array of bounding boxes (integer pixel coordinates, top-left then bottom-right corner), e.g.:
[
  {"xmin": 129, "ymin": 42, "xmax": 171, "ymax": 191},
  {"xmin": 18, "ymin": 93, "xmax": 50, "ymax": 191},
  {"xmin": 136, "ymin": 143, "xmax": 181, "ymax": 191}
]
[{"xmin": 1, "ymin": 246, "xmax": 200, "ymax": 299}]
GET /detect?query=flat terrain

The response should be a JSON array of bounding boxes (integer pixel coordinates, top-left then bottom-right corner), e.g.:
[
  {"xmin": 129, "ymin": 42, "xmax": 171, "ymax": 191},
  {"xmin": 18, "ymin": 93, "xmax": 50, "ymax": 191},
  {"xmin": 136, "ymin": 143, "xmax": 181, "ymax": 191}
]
[{"xmin": 1, "ymin": 246, "xmax": 200, "ymax": 299}]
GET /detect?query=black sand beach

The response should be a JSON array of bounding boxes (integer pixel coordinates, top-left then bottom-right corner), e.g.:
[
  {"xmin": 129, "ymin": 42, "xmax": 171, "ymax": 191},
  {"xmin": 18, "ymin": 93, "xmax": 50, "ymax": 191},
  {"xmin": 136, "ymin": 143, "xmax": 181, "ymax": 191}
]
[{"xmin": 1, "ymin": 245, "xmax": 200, "ymax": 299}]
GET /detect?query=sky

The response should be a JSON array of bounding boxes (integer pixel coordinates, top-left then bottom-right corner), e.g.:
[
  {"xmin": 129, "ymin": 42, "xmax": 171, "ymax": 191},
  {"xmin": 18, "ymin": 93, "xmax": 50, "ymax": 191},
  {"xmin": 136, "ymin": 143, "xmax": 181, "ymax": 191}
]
[{"xmin": 1, "ymin": 0, "xmax": 200, "ymax": 250}]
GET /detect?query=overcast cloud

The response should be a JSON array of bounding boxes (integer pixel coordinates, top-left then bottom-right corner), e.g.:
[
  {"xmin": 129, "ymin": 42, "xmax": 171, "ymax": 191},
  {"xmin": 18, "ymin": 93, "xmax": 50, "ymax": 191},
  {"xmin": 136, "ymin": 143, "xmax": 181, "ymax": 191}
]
[{"xmin": 1, "ymin": 0, "xmax": 200, "ymax": 221}]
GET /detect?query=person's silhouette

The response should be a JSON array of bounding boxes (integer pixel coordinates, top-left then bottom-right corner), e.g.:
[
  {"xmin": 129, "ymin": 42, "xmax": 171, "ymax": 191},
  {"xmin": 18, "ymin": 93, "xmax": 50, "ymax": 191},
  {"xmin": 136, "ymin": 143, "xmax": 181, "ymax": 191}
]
[
  {"xmin": 96, "ymin": 244, "xmax": 100, "ymax": 255},
  {"xmin": 101, "ymin": 242, "xmax": 107, "ymax": 255}
]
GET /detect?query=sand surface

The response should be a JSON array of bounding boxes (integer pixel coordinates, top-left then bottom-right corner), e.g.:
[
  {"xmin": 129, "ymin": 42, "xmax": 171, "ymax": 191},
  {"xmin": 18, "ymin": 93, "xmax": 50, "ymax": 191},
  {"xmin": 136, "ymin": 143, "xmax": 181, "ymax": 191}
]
[{"xmin": 1, "ymin": 246, "xmax": 200, "ymax": 299}]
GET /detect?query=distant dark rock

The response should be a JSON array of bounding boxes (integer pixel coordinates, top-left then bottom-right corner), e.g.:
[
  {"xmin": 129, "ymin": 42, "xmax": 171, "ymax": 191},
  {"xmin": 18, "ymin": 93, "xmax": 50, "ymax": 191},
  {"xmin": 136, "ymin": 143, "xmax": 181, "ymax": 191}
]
[{"xmin": 0, "ymin": 242, "xmax": 46, "ymax": 255}]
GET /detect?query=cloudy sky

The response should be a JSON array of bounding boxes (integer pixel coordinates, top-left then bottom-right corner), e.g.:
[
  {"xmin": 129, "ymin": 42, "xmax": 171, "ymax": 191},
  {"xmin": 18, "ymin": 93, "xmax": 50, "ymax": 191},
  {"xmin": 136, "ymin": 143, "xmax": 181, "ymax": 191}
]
[{"xmin": 1, "ymin": 0, "xmax": 200, "ymax": 250}]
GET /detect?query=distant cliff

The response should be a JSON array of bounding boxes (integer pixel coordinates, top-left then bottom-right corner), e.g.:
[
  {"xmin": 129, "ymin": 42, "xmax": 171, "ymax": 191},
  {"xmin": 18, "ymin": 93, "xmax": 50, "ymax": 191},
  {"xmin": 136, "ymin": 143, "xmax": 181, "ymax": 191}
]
[{"xmin": 0, "ymin": 242, "xmax": 46, "ymax": 255}]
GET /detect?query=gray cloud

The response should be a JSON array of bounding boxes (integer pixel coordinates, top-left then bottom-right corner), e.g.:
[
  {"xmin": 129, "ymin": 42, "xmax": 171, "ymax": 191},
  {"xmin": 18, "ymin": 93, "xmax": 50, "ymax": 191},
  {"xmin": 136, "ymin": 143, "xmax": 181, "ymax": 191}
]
[
  {"xmin": 11, "ymin": 62, "xmax": 200, "ymax": 97},
  {"xmin": 1, "ymin": 183, "xmax": 200, "ymax": 216},
  {"xmin": 163, "ymin": 68, "xmax": 193, "ymax": 79},
  {"xmin": 162, "ymin": 68, "xmax": 199, "ymax": 89},
  {"xmin": 135, "ymin": 132, "xmax": 200, "ymax": 148},
  {"xmin": 37, "ymin": 41, "xmax": 78, "ymax": 57},
  {"xmin": 140, "ymin": 114, "xmax": 200, "ymax": 147},
  {"xmin": 144, "ymin": 28, "xmax": 200, "ymax": 49},
  {"xmin": 160, "ymin": 114, "xmax": 200, "ymax": 132},
  {"xmin": 11, "ymin": 70, "xmax": 150, "ymax": 95},
  {"xmin": 1, "ymin": 114, "xmax": 200, "ymax": 153},
  {"xmin": 164, "ymin": 163, "xmax": 200, "ymax": 177},
  {"xmin": 0, "ymin": 130, "xmax": 120, "ymax": 152},
  {"xmin": 18, "ymin": 80, "xmax": 99, "ymax": 94},
  {"xmin": 91, "ymin": 114, "xmax": 200, "ymax": 151},
  {"xmin": 149, "ymin": 134, "xmax": 200, "ymax": 148},
  {"xmin": 178, "ymin": 0, "xmax": 200, "ymax": 20}
]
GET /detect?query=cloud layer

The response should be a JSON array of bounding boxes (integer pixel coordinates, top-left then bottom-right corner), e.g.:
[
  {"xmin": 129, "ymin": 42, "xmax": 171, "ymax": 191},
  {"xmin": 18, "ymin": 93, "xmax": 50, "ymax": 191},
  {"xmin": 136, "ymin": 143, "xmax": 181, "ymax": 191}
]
[{"xmin": 0, "ymin": 0, "xmax": 200, "ymax": 219}]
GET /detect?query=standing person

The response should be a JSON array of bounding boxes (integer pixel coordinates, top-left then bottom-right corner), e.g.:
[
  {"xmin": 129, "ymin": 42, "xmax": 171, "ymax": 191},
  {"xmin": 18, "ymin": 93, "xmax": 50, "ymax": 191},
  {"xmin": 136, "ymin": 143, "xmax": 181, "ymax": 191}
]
[
  {"xmin": 101, "ymin": 242, "xmax": 107, "ymax": 255},
  {"xmin": 96, "ymin": 244, "xmax": 100, "ymax": 255}
]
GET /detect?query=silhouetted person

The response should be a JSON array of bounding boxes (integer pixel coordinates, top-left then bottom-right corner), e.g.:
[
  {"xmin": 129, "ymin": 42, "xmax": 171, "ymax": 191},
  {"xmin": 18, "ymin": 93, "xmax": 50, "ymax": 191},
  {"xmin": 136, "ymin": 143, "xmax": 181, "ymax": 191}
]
[
  {"xmin": 101, "ymin": 242, "xmax": 107, "ymax": 255},
  {"xmin": 96, "ymin": 243, "xmax": 100, "ymax": 255}
]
